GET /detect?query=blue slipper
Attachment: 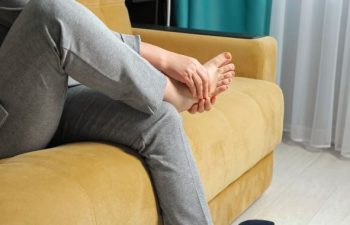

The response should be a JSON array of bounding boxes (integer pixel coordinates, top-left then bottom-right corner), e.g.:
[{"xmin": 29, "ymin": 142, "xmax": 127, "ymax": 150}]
[{"xmin": 239, "ymin": 220, "xmax": 274, "ymax": 225}]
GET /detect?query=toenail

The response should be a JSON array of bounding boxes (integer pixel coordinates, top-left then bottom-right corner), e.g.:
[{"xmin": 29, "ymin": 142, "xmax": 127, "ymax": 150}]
[{"xmin": 224, "ymin": 52, "xmax": 231, "ymax": 59}]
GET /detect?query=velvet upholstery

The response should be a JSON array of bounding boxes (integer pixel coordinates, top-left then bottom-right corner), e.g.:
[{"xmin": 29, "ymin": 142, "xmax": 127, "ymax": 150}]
[
  {"xmin": 0, "ymin": 0, "xmax": 284, "ymax": 224},
  {"xmin": 182, "ymin": 77, "xmax": 283, "ymax": 201},
  {"xmin": 208, "ymin": 153, "xmax": 273, "ymax": 225},
  {"xmin": 78, "ymin": 0, "xmax": 133, "ymax": 34}
]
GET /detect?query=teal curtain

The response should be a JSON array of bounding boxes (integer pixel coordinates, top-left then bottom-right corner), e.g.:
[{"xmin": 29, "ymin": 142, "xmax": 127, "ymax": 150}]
[{"xmin": 175, "ymin": 0, "xmax": 272, "ymax": 36}]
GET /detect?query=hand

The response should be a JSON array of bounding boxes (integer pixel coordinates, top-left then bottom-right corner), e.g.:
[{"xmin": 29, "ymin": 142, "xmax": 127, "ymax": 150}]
[
  {"xmin": 161, "ymin": 52, "xmax": 209, "ymax": 99},
  {"xmin": 187, "ymin": 96, "xmax": 217, "ymax": 114}
]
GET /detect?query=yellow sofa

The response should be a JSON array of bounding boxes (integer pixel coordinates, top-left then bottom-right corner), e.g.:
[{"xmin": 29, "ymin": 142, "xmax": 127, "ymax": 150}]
[{"xmin": 0, "ymin": 1, "xmax": 284, "ymax": 225}]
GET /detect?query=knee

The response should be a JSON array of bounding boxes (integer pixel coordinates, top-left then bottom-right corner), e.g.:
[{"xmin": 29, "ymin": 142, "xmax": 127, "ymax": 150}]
[{"xmin": 25, "ymin": 0, "xmax": 70, "ymax": 21}]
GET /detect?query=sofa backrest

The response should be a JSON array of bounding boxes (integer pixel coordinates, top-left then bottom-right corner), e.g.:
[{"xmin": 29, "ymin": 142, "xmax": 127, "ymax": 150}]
[{"xmin": 77, "ymin": 0, "xmax": 132, "ymax": 34}]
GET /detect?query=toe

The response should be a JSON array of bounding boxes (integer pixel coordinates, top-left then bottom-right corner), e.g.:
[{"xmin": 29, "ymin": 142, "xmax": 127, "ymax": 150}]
[
  {"xmin": 211, "ymin": 52, "xmax": 232, "ymax": 67},
  {"xmin": 218, "ymin": 72, "xmax": 233, "ymax": 81},
  {"xmin": 217, "ymin": 78, "xmax": 232, "ymax": 87},
  {"xmin": 219, "ymin": 63, "xmax": 235, "ymax": 73},
  {"xmin": 224, "ymin": 52, "xmax": 232, "ymax": 61},
  {"xmin": 213, "ymin": 85, "xmax": 229, "ymax": 96}
]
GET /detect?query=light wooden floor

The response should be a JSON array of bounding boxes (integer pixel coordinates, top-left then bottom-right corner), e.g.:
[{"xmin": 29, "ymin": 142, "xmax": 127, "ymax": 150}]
[{"xmin": 231, "ymin": 142, "xmax": 350, "ymax": 225}]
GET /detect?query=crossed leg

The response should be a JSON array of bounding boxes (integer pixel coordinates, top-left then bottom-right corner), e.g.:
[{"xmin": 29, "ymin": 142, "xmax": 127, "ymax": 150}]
[
  {"xmin": 0, "ymin": 0, "xmax": 233, "ymax": 224},
  {"xmin": 49, "ymin": 53, "xmax": 234, "ymax": 224},
  {"xmin": 49, "ymin": 85, "xmax": 212, "ymax": 225}
]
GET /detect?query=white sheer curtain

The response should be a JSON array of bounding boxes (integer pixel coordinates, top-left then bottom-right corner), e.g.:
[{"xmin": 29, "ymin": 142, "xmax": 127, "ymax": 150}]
[{"xmin": 270, "ymin": 0, "xmax": 350, "ymax": 157}]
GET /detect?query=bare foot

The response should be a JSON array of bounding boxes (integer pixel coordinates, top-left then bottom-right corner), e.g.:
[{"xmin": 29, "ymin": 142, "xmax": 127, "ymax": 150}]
[
  {"xmin": 163, "ymin": 52, "xmax": 234, "ymax": 112},
  {"xmin": 204, "ymin": 52, "xmax": 235, "ymax": 96}
]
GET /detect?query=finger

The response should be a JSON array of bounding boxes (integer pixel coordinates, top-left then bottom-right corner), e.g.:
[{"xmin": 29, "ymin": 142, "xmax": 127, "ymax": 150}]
[
  {"xmin": 204, "ymin": 98, "xmax": 212, "ymax": 111},
  {"xmin": 187, "ymin": 105, "xmax": 195, "ymax": 114},
  {"xmin": 185, "ymin": 74, "xmax": 197, "ymax": 97},
  {"xmin": 188, "ymin": 103, "xmax": 199, "ymax": 114},
  {"xmin": 217, "ymin": 78, "xmax": 232, "ymax": 87},
  {"xmin": 192, "ymin": 72, "xmax": 203, "ymax": 99},
  {"xmin": 198, "ymin": 99, "xmax": 205, "ymax": 113},
  {"xmin": 211, "ymin": 96, "xmax": 217, "ymax": 104},
  {"xmin": 197, "ymin": 66, "xmax": 209, "ymax": 98}
]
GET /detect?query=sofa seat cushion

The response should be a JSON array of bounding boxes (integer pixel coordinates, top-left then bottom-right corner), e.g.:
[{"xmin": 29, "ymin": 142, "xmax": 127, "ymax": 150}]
[
  {"xmin": 0, "ymin": 143, "xmax": 160, "ymax": 225},
  {"xmin": 181, "ymin": 77, "xmax": 284, "ymax": 200}
]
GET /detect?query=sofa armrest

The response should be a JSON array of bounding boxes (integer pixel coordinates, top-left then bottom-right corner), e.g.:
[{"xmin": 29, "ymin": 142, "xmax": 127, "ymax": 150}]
[{"xmin": 132, "ymin": 25, "xmax": 277, "ymax": 82}]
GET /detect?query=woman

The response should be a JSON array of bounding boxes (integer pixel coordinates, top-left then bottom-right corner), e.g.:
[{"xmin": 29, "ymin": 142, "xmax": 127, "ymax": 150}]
[{"xmin": 0, "ymin": 0, "xmax": 235, "ymax": 224}]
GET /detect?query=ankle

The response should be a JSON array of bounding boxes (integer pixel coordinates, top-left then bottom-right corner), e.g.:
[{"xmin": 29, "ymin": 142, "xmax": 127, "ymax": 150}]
[{"xmin": 163, "ymin": 77, "xmax": 197, "ymax": 112}]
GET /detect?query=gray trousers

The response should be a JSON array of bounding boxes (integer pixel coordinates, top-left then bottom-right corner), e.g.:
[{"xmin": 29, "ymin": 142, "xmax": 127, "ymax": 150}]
[{"xmin": 0, "ymin": 0, "xmax": 212, "ymax": 224}]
